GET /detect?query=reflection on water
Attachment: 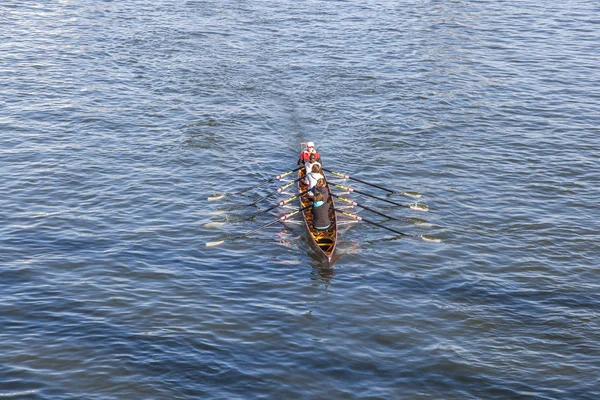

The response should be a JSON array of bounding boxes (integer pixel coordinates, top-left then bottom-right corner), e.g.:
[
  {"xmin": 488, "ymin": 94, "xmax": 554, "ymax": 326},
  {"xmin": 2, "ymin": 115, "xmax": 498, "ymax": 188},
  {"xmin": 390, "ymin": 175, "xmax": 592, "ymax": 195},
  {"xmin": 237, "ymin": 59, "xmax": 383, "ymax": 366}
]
[
  {"xmin": 3, "ymin": 0, "xmax": 599, "ymax": 398},
  {"xmin": 310, "ymin": 262, "xmax": 335, "ymax": 287}
]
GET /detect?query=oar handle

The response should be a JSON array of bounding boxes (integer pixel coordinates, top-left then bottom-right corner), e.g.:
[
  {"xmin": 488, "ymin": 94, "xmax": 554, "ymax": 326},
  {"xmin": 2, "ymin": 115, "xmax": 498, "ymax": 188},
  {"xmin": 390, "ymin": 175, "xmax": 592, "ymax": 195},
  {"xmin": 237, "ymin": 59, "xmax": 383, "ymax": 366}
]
[{"xmin": 276, "ymin": 166, "xmax": 302, "ymax": 179}]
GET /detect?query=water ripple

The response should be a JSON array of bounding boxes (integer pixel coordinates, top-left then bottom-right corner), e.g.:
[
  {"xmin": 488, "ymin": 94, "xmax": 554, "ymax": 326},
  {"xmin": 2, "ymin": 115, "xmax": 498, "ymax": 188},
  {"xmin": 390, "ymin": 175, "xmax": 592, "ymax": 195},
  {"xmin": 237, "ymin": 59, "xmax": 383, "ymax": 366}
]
[{"xmin": 1, "ymin": 0, "xmax": 599, "ymax": 398}]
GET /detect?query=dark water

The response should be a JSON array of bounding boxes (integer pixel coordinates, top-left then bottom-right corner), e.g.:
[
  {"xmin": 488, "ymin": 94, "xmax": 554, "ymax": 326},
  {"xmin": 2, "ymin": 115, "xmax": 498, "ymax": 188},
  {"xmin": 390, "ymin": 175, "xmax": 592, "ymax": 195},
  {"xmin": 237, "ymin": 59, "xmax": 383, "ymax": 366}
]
[{"xmin": 1, "ymin": 1, "xmax": 599, "ymax": 399}]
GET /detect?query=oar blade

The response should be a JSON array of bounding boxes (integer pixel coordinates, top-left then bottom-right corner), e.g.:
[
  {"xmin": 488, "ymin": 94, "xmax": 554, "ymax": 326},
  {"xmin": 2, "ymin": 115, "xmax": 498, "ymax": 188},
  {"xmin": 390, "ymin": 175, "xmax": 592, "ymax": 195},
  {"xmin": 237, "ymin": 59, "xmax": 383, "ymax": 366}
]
[
  {"xmin": 417, "ymin": 234, "xmax": 441, "ymax": 243},
  {"xmin": 204, "ymin": 222, "xmax": 226, "ymax": 228},
  {"xmin": 399, "ymin": 191, "xmax": 421, "ymax": 198},
  {"xmin": 208, "ymin": 194, "xmax": 226, "ymax": 201},
  {"xmin": 409, "ymin": 203, "xmax": 429, "ymax": 212},
  {"xmin": 206, "ymin": 240, "xmax": 225, "ymax": 247}
]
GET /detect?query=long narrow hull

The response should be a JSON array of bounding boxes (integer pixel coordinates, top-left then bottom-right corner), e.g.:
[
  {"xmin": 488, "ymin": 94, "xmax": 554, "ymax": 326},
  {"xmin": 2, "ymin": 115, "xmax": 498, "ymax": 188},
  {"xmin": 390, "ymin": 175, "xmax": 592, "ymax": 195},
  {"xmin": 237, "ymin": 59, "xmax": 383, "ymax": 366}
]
[{"xmin": 298, "ymin": 170, "xmax": 338, "ymax": 265}]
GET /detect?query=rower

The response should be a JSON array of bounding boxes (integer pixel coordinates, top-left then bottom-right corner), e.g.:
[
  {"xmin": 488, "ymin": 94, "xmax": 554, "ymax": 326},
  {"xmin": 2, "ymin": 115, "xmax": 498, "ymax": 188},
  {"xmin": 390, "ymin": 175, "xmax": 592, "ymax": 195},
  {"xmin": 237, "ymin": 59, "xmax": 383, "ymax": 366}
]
[
  {"xmin": 304, "ymin": 153, "xmax": 321, "ymax": 175},
  {"xmin": 311, "ymin": 192, "xmax": 330, "ymax": 231},
  {"xmin": 304, "ymin": 153, "xmax": 321, "ymax": 185},
  {"xmin": 311, "ymin": 178, "xmax": 329, "ymax": 203},
  {"xmin": 306, "ymin": 164, "xmax": 325, "ymax": 197},
  {"xmin": 298, "ymin": 141, "xmax": 321, "ymax": 167}
]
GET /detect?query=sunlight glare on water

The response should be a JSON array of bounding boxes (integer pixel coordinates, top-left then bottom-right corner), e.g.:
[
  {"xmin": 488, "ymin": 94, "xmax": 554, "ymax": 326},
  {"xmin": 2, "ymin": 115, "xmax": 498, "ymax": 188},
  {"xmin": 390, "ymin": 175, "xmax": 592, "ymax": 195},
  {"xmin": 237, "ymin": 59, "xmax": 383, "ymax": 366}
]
[{"xmin": 1, "ymin": 0, "xmax": 599, "ymax": 399}]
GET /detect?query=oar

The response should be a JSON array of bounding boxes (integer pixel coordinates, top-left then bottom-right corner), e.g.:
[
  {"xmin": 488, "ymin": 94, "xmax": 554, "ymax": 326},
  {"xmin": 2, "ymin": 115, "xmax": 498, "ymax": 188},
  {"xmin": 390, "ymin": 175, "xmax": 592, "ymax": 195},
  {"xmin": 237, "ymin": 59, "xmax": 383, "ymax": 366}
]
[
  {"xmin": 323, "ymin": 168, "xmax": 421, "ymax": 198},
  {"xmin": 206, "ymin": 205, "xmax": 311, "ymax": 247},
  {"xmin": 331, "ymin": 193, "xmax": 411, "ymax": 222},
  {"xmin": 237, "ymin": 166, "xmax": 301, "ymax": 194},
  {"xmin": 336, "ymin": 209, "xmax": 440, "ymax": 242},
  {"xmin": 248, "ymin": 189, "xmax": 311, "ymax": 220},
  {"xmin": 335, "ymin": 209, "xmax": 410, "ymax": 236},
  {"xmin": 208, "ymin": 166, "xmax": 301, "ymax": 200},
  {"xmin": 248, "ymin": 176, "xmax": 305, "ymax": 207},
  {"xmin": 334, "ymin": 209, "xmax": 440, "ymax": 242},
  {"xmin": 332, "ymin": 184, "xmax": 429, "ymax": 211}
]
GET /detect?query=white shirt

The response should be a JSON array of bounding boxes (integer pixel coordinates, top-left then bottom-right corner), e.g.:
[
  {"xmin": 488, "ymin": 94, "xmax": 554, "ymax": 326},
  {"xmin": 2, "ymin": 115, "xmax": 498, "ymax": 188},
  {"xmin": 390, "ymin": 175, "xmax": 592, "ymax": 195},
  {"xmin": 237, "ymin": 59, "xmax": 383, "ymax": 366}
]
[
  {"xmin": 306, "ymin": 172, "xmax": 324, "ymax": 189},
  {"xmin": 305, "ymin": 160, "xmax": 321, "ymax": 175}
]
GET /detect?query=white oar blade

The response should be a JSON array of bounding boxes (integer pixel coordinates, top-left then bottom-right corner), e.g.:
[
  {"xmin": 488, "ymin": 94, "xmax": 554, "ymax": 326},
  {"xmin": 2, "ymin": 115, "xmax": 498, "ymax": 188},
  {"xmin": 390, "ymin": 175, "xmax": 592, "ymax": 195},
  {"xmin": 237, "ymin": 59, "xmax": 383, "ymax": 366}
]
[
  {"xmin": 401, "ymin": 191, "xmax": 421, "ymax": 198},
  {"xmin": 208, "ymin": 194, "xmax": 225, "ymax": 201},
  {"xmin": 204, "ymin": 222, "xmax": 225, "ymax": 228},
  {"xmin": 419, "ymin": 235, "xmax": 441, "ymax": 243},
  {"xmin": 410, "ymin": 203, "xmax": 429, "ymax": 212},
  {"xmin": 414, "ymin": 222, "xmax": 434, "ymax": 228},
  {"xmin": 206, "ymin": 240, "xmax": 225, "ymax": 247}
]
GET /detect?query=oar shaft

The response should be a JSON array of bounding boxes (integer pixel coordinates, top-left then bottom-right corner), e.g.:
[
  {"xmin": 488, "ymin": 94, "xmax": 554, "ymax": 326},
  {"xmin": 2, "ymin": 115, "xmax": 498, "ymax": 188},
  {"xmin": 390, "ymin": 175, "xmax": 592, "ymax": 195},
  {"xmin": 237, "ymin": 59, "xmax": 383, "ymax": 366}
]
[
  {"xmin": 243, "ymin": 205, "xmax": 311, "ymax": 237},
  {"xmin": 335, "ymin": 209, "xmax": 408, "ymax": 236},
  {"xmin": 249, "ymin": 176, "xmax": 303, "ymax": 206},
  {"xmin": 244, "ymin": 217, "xmax": 284, "ymax": 236},
  {"xmin": 331, "ymin": 194, "xmax": 402, "ymax": 221},
  {"xmin": 237, "ymin": 166, "xmax": 301, "ymax": 194},
  {"xmin": 248, "ymin": 199, "xmax": 294, "ymax": 220},
  {"xmin": 324, "ymin": 168, "xmax": 395, "ymax": 194},
  {"xmin": 333, "ymin": 184, "xmax": 408, "ymax": 208},
  {"xmin": 248, "ymin": 188, "xmax": 312, "ymax": 219}
]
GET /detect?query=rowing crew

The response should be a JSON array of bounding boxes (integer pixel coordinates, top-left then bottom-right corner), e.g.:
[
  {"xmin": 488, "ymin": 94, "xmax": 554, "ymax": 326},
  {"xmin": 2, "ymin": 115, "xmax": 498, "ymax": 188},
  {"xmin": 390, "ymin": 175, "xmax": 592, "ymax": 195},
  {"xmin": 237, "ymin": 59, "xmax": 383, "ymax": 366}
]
[{"xmin": 299, "ymin": 142, "xmax": 331, "ymax": 231}]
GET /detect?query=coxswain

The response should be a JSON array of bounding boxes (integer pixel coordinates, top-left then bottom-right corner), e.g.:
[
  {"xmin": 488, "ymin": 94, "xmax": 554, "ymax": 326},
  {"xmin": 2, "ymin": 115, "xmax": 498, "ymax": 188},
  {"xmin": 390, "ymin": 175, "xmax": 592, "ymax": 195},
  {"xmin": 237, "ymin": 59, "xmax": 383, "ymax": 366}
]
[{"xmin": 298, "ymin": 142, "xmax": 321, "ymax": 167}]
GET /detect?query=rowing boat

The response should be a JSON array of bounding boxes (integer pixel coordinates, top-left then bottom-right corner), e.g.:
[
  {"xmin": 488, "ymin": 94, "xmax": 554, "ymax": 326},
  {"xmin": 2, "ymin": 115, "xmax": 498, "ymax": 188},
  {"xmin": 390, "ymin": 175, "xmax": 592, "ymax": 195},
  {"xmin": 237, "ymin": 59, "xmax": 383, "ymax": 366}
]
[
  {"xmin": 298, "ymin": 168, "xmax": 338, "ymax": 264},
  {"xmin": 205, "ymin": 160, "xmax": 433, "ymax": 255}
]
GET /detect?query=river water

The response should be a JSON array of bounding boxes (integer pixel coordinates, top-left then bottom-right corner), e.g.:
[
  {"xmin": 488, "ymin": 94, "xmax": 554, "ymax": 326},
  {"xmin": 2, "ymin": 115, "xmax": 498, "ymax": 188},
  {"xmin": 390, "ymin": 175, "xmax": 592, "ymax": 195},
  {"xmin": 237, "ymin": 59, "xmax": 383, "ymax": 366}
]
[{"xmin": 1, "ymin": 1, "xmax": 599, "ymax": 399}]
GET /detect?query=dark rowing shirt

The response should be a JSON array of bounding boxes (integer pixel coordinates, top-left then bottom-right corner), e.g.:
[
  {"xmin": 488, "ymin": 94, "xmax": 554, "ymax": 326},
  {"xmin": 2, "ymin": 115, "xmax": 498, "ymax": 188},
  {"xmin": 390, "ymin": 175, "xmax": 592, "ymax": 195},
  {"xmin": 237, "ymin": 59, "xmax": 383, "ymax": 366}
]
[
  {"xmin": 312, "ymin": 201, "xmax": 330, "ymax": 229},
  {"xmin": 311, "ymin": 185, "xmax": 329, "ymax": 203}
]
